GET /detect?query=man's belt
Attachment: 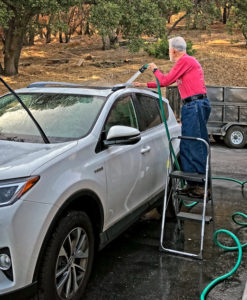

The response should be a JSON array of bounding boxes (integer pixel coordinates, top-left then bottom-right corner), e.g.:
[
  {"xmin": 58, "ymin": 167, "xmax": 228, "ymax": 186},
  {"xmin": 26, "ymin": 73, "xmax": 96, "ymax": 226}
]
[{"xmin": 182, "ymin": 93, "xmax": 207, "ymax": 104}]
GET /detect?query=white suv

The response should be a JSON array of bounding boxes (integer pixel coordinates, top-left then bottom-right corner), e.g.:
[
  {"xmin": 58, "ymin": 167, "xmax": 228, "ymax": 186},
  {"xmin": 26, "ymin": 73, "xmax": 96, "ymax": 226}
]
[{"xmin": 0, "ymin": 82, "xmax": 180, "ymax": 300}]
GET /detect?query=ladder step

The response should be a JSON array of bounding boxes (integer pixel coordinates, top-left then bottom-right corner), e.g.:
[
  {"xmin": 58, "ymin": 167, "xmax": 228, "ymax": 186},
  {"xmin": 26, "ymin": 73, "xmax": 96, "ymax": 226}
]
[
  {"xmin": 176, "ymin": 193, "xmax": 211, "ymax": 203},
  {"xmin": 170, "ymin": 171, "xmax": 205, "ymax": 183},
  {"xmin": 177, "ymin": 212, "xmax": 212, "ymax": 223}
]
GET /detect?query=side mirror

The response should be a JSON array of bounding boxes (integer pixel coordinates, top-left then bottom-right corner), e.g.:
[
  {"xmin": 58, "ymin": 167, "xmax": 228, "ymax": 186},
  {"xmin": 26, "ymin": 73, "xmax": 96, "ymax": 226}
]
[{"xmin": 104, "ymin": 125, "xmax": 141, "ymax": 146}]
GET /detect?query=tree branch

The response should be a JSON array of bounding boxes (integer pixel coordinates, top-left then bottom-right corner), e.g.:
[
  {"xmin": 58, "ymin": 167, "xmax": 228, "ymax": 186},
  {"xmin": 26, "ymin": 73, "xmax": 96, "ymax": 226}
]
[
  {"xmin": 0, "ymin": 62, "xmax": 4, "ymax": 75},
  {"xmin": 168, "ymin": 13, "xmax": 188, "ymax": 36}
]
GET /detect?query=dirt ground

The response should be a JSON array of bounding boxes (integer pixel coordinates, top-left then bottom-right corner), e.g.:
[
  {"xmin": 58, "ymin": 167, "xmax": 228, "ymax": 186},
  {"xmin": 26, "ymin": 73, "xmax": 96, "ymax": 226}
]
[{"xmin": 0, "ymin": 23, "xmax": 247, "ymax": 95}]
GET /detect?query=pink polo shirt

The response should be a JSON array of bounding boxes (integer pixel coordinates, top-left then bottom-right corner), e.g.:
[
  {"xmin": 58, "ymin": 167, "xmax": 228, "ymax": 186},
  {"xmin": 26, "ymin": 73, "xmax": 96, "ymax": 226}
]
[{"xmin": 147, "ymin": 54, "xmax": 207, "ymax": 99}]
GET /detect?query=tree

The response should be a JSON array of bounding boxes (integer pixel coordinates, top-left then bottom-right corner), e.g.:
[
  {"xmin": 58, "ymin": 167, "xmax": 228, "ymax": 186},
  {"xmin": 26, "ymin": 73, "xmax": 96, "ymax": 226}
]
[
  {"xmin": 90, "ymin": 0, "xmax": 166, "ymax": 51},
  {"xmin": 183, "ymin": 0, "xmax": 219, "ymax": 30},
  {"xmin": 218, "ymin": 0, "xmax": 235, "ymax": 24},
  {"xmin": 90, "ymin": 0, "xmax": 122, "ymax": 50},
  {"xmin": 0, "ymin": 0, "xmax": 79, "ymax": 76},
  {"xmin": 227, "ymin": 0, "xmax": 247, "ymax": 46}
]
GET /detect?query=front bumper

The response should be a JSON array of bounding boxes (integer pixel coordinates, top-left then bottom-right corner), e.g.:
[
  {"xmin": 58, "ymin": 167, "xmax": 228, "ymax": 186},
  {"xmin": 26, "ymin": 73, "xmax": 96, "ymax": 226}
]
[
  {"xmin": 0, "ymin": 199, "xmax": 53, "ymax": 295},
  {"xmin": 0, "ymin": 282, "xmax": 37, "ymax": 300}
]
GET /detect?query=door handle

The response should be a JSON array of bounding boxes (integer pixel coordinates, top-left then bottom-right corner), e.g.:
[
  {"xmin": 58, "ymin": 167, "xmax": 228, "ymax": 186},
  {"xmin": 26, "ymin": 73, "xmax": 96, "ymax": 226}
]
[{"xmin": 141, "ymin": 146, "xmax": 151, "ymax": 154}]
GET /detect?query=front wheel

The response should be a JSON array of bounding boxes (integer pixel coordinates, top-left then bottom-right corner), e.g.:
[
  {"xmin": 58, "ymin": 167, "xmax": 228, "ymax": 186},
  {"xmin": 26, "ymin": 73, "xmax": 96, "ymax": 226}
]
[
  {"xmin": 37, "ymin": 211, "xmax": 94, "ymax": 300},
  {"xmin": 224, "ymin": 126, "xmax": 246, "ymax": 149}
]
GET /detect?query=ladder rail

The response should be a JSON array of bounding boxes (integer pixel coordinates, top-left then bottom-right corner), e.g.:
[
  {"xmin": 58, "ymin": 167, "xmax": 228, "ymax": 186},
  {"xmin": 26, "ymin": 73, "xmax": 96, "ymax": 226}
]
[{"xmin": 160, "ymin": 136, "xmax": 214, "ymax": 259}]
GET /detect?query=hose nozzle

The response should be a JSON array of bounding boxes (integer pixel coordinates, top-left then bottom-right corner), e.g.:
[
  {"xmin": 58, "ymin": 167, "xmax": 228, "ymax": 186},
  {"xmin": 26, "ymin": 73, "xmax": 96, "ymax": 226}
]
[{"xmin": 139, "ymin": 64, "xmax": 149, "ymax": 73}]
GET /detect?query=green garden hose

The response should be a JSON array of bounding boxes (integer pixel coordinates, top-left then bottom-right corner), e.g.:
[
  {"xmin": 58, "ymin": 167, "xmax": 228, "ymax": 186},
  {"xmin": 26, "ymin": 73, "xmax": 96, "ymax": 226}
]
[
  {"xmin": 155, "ymin": 74, "xmax": 198, "ymax": 207},
  {"xmin": 146, "ymin": 66, "xmax": 247, "ymax": 299},
  {"xmin": 201, "ymin": 212, "xmax": 247, "ymax": 299},
  {"xmin": 200, "ymin": 229, "xmax": 242, "ymax": 300}
]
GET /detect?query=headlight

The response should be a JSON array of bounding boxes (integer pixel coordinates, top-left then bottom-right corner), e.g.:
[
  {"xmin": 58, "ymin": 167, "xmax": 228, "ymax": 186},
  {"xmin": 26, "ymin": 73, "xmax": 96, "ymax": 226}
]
[{"xmin": 0, "ymin": 176, "xmax": 39, "ymax": 207}]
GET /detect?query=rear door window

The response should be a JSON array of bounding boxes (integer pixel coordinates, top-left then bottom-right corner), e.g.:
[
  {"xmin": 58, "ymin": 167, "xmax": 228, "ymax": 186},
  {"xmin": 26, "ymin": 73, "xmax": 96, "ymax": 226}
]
[{"xmin": 160, "ymin": 100, "xmax": 169, "ymax": 121}]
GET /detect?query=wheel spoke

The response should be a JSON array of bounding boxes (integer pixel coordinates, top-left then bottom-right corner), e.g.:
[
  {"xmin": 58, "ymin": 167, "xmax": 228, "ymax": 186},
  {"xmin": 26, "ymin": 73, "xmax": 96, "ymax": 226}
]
[
  {"xmin": 57, "ymin": 270, "xmax": 70, "ymax": 296},
  {"xmin": 72, "ymin": 262, "xmax": 86, "ymax": 273},
  {"xmin": 74, "ymin": 228, "xmax": 82, "ymax": 251},
  {"xmin": 76, "ymin": 233, "xmax": 86, "ymax": 252},
  {"xmin": 58, "ymin": 245, "xmax": 69, "ymax": 260},
  {"xmin": 56, "ymin": 264, "xmax": 69, "ymax": 279},
  {"xmin": 55, "ymin": 224, "xmax": 91, "ymax": 299},
  {"xmin": 67, "ymin": 234, "xmax": 73, "ymax": 257},
  {"xmin": 72, "ymin": 266, "xmax": 79, "ymax": 293},
  {"xmin": 65, "ymin": 268, "xmax": 72, "ymax": 298},
  {"xmin": 75, "ymin": 251, "xmax": 88, "ymax": 259}
]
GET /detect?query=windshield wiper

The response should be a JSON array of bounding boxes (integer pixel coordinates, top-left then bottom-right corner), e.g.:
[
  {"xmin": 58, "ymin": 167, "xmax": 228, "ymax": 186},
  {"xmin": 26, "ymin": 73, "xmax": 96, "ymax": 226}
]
[{"xmin": 0, "ymin": 77, "xmax": 50, "ymax": 144}]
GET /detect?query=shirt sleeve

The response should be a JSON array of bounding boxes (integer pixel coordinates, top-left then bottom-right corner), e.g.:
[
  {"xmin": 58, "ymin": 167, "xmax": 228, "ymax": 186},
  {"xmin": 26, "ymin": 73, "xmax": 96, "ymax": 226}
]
[{"xmin": 147, "ymin": 56, "xmax": 192, "ymax": 88}]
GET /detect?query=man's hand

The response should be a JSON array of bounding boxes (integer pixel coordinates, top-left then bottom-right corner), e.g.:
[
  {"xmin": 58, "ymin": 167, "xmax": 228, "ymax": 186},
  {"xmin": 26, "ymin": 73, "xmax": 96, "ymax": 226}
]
[
  {"xmin": 132, "ymin": 82, "xmax": 147, "ymax": 87},
  {"xmin": 148, "ymin": 63, "xmax": 157, "ymax": 72}
]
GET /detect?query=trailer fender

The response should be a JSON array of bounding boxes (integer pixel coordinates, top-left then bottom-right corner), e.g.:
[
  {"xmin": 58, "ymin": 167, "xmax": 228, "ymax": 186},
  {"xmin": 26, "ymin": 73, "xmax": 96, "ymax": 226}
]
[{"xmin": 221, "ymin": 123, "xmax": 247, "ymax": 136}]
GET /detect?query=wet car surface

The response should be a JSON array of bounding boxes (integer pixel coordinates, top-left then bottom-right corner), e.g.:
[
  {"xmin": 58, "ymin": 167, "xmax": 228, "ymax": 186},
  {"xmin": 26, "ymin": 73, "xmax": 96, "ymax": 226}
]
[{"xmin": 84, "ymin": 143, "xmax": 247, "ymax": 300}]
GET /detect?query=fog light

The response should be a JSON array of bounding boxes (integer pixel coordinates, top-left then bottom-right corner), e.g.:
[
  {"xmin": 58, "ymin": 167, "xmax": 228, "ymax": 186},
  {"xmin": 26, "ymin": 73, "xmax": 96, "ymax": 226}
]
[{"xmin": 0, "ymin": 254, "xmax": 11, "ymax": 270}]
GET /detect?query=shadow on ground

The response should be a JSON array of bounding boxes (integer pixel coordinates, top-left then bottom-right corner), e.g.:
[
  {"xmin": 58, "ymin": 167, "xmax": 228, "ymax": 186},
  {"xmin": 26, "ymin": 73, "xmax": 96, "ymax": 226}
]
[{"xmin": 84, "ymin": 180, "xmax": 247, "ymax": 300}]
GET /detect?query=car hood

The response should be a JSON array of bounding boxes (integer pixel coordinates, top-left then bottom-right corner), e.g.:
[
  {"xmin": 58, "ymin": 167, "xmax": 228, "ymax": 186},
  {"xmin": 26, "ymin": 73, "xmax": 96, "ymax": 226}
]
[{"xmin": 0, "ymin": 140, "xmax": 78, "ymax": 180}]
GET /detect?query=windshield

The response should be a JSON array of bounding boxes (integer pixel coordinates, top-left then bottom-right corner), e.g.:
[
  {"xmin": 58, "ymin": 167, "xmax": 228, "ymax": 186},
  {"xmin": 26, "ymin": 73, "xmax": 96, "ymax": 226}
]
[{"xmin": 0, "ymin": 93, "xmax": 106, "ymax": 143}]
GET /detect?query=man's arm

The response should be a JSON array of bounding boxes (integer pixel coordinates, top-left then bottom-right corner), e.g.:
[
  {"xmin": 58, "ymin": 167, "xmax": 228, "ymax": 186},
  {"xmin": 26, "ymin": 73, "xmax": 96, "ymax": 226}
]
[{"xmin": 147, "ymin": 57, "xmax": 192, "ymax": 88}]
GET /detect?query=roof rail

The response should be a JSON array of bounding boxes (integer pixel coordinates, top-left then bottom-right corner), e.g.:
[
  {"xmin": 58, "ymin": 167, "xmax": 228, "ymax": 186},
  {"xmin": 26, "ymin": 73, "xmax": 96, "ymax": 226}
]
[
  {"xmin": 27, "ymin": 81, "xmax": 85, "ymax": 88},
  {"xmin": 112, "ymin": 83, "xmax": 134, "ymax": 92}
]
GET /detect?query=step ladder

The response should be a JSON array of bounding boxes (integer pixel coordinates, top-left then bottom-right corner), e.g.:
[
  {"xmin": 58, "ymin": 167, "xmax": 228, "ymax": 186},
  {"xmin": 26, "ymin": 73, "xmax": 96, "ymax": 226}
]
[{"xmin": 160, "ymin": 136, "xmax": 215, "ymax": 260}]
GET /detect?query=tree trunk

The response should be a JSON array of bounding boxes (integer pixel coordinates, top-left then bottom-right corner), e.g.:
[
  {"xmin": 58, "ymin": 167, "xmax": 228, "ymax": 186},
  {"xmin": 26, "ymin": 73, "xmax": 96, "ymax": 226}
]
[
  {"xmin": 102, "ymin": 35, "xmax": 110, "ymax": 50},
  {"xmin": 45, "ymin": 25, "xmax": 52, "ymax": 43},
  {"xmin": 222, "ymin": 5, "xmax": 227, "ymax": 24},
  {"xmin": 29, "ymin": 30, "xmax": 35, "ymax": 45},
  {"xmin": 0, "ymin": 63, "xmax": 4, "ymax": 75},
  {"xmin": 242, "ymin": 27, "xmax": 247, "ymax": 46},
  {"xmin": 39, "ymin": 28, "xmax": 44, "ymax": 39},
  {"xmin": 109, "ymin": 31, "xmax": 118, "ymax": 48},
  {"xmin": 23, "ymin": 33, "xmax": 29, "ymax": 46},
  {"xmin": 84, "ymin": 21, "xmax": 90, "ymax": 35},
  {"xmin": 3, "ymin": 18, "xmax": 28, "ymax": 76},
  {"xmin": 65, "ymin": 32, "xmax": 70, "ymax": 43},
  {"xmin": 59, "ymin": 31, "xmax": 64, "ymax": 43}
]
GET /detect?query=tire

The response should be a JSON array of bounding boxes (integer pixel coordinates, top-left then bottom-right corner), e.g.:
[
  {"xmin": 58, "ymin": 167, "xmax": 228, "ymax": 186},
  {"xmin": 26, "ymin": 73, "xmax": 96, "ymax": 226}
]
[
  {"xmin": 224, "ymin": 126, "xmax": 246, "ymax": 149},
  {"xmin": 213, "ymin": 135, "xmax": 222, "ymax": 143},
  {"xmin": 37, "ymin": 211, "xmax": 94, "ymax": 300},
  {"xmin": 157, "ymin": 177, "xmax": 181, "ymax": 219}
]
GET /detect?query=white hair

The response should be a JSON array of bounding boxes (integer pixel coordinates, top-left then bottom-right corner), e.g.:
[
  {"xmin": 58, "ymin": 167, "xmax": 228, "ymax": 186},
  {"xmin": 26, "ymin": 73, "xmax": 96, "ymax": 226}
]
[{"xmin": 169, "ymin": 37, "xmax": 187, "ymax": 52}]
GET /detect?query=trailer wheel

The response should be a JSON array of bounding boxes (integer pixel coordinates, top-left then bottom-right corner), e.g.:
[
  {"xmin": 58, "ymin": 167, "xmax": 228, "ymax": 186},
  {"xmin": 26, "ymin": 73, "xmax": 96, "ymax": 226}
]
[{"xmin": 224, "ymin": 126, "xmax": 246, "ymax": 149}]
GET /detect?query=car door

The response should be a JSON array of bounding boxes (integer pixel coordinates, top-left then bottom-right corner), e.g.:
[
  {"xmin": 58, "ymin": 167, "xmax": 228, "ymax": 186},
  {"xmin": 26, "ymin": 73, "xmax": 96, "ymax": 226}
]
[
  {"xmin": 133, "ymin": 92, "xmax": 170, "ymax": 199},
  {"xmin": 99, "ymin": 94, "xmax": 154, "ymax": 229}
]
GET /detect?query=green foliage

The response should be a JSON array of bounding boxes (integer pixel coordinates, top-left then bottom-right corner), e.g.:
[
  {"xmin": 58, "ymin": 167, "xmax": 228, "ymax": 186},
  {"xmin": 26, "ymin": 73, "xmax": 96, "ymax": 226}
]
[
  {"xmin": 89, "ymin": 0, "xmax": 166, "ymax": 52},
  {"xmin": 227, "ymin": 0, "xmax": 247, "ymax": 45},
  {"xmin": 186, "ymin": 40, "xmax": 196, "ymax": 56},
  {"xmin": 0, "ymin": 0, "xmax": 80, "ymax": 28},
  {"xmin": 145, "ymin": 38, "xmax": 196, "ymax": 59},
  {"xmin": 145, "ymin": 38, "xmax": 170, "ymax": 59},
  {"xmin": 0, "ymin": 2, "xmax": 12, "ymax": 27},
  {"xmin": 119, "ymin": 0, "xmax": 166, "ymax": 39},
  {"xmin": 128, "ymin": 38, "xmax": 145, "ymax": 53},
  {"xmin": 90, "ymin": 0, "xmax": 122, "ymax": 37},
  {"xmin": 185, "ymin": 0, "xmax": 219, "ymax": 30}
]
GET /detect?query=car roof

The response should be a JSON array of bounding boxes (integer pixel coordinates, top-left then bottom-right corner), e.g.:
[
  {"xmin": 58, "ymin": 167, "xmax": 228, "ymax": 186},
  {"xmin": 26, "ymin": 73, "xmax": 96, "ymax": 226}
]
[
  {"xmin": 15, "ymin": 86, "xmax": 113, "ymax": 98},
  {"xmin": 12, "ymin": 81, "xmax": 159, "ymax": 98}
]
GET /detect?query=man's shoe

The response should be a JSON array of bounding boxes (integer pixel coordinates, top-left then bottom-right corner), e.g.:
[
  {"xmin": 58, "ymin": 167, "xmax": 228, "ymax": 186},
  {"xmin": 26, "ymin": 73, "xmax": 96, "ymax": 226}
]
[
  {"xmin": 189, "ymin": 186, "xmax": 211, "ymax": 198},
  {"xmin": 178, "ymin": 185, "xmax": 193, "ymax": 195}
]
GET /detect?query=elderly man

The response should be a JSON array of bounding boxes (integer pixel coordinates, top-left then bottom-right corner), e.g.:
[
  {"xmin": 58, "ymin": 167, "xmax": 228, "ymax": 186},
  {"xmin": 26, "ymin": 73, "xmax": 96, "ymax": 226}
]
[{"xmin": 133, "ymin": 36, "xmax": 211, "ymax": 197}]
